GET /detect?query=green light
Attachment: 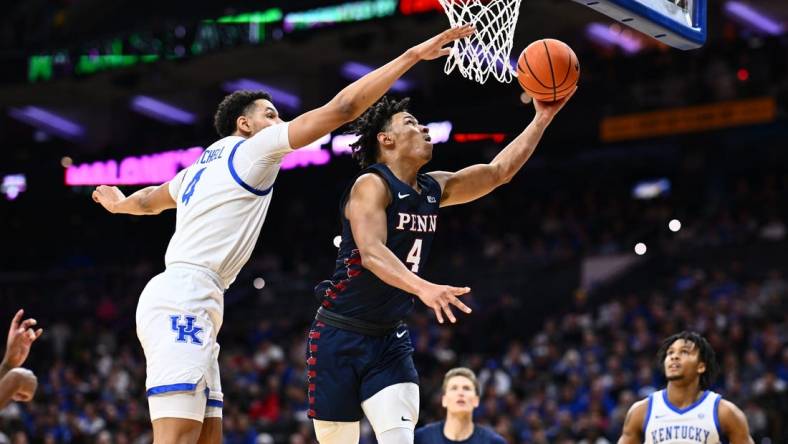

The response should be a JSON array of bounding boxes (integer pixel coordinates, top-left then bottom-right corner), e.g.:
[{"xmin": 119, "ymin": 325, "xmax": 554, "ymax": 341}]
[
  {"xmin": 74, "ymin": 54, "xmax": 160, "ymax": 75},
  {"xmin": 28, "ymin": 55, "xmax": 53, "ymax": 82},
  {"xmin": 210, "ymin": 8, "xmax": 283, "ymax": 24},
  {"xmin": 283, "ymin": 0, "xmax": 397, "ymax": 31}
]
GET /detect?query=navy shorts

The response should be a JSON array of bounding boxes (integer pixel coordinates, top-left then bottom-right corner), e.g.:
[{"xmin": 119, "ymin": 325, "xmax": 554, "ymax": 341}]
[{"xmin": 306, "ymin": 320, "xmax": 418, "ymax": 422}]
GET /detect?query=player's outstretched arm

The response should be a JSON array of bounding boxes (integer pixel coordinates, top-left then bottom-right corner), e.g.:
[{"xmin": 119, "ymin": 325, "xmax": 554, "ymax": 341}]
[
  {"xmin": 287, "ymin": 25, "xmax": 474, "ymax": 149},
  {"xmin": 429, "ymin": 88, "xmax": 576, "ymax": 207},
  {"xmin": 347, "ymin": 173, "xmax": 472, "ymax": 324},
  {"xmin": 92, "ymin": 183, "xmax": 176, "ymax": 216},
  {"xmin": 1, "ymin": 309, "xmax": 42, "ymax": 378},
  {"xmin": 718, "ymin": 399, "xmax": 754, "ymax": 444},
  {"xmin": 617, "ymin": 398, "xmax": 647, "ymax": 444},
  {"xmin": 0, "ymin": 368, "xmax": 37, "ymax": 409}
]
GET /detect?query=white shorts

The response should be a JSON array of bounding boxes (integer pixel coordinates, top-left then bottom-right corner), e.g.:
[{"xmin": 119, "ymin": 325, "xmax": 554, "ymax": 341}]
[{"xmin": 136, "ymin": 265, "xmax": 225, "ymax": 422}]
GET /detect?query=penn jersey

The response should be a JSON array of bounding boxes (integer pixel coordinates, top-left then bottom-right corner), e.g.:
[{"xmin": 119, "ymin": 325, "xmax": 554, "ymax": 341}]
[
  {"xmin": 415, "ymin": 422, "xmax": 506, "ymax": 444},
  {"xmin": 164, "ymin": 123, "xmax": 292, "ymax": 288},
  {"xmin": 644, "ymin": 390, "xmax": 725, "ymax": 444},
  {"xmin": 315, "ymin": 163, "xmax": 442, "ymax": 323}
]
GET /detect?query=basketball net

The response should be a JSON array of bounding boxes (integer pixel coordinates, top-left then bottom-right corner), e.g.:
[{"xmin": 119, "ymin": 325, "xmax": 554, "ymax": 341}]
[{"xmin": 438, "ymin": 0, "xmax": 523, "ymax": 84}]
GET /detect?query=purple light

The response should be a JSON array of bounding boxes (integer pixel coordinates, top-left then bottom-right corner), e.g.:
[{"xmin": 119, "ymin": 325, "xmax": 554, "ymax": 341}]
[
  {"xmin": 130, "ymin": 96, "xmax": 197, "ymax": 125},
  {"xmin": 341, "ymin": 62, "xmax": 413, "ymax": 92},
  {"xmin": 281, "ymin": 134, "xmax": 331, "ymax": 170},
  {"xmin": 8, "ymin": 106, "xmax": 85, "ymax": 140},
  {"xmin": 332, "ymin": 134, "xmax": 358, "ymax": 155},
  {"xmin": 585, "ymin": 23, "xmax": 643, "ymax": 55},
  {"xmin": 2, "ymin": 174, "xmax": 27, "ymax": 201},
  {"xmin": 222, "ymin": 79, "xmax": 302, "ymax": 110},
  {"xmin": 65, "ymin": 147, "xmax": 204, "ymax": 186},
  {"xmin": 724, "ymin": 1, "xmax": 784, "ymax": 36}
]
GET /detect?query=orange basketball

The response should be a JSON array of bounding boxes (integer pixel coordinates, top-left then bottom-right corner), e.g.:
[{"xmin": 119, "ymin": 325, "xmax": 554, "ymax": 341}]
[{"xmin": 516, "ymin": 39, "xmax": 580, "ymax": 102}]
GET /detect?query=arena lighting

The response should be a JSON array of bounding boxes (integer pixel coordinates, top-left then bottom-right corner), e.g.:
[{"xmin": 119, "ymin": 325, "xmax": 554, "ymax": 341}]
[
  {"xmin": 632, "ymin": 178, "xmax": 671, "ymax": 200},
  {"xmin": 8, "ymin": 106, "xmax": 85, "ymax": 140},
  {"xmin": 284, "ymin": 0, "xmax": 398, "ymax": 32},
  {"xmin": 221, "ymin": 79, "xmax": 301, "ymax": 110},
  {"xmin": 331, "ymin": 121, "xmax": 453, "ymax": 155},
  {"xmin": 65, "ymin": 148, "xmax": 204, "ymax": 186},
  {"xmin": 130, "ymin": 96, "xmax": 197, "ymax": 125},
  {"xmin": 399, "ymin": 0, "xmax": 443, "ymax": 15},
  {"xmin": 341, "ymin": 62, "xmax": 413, "ymax": 92},
  {"xmin": 453, "ymin": 132, "xmax": 505, "ymax": 143},
  {"xmin": 280, "ymin": 134, "xmax": 332, "ymax": 170},
  {"xmin": 724, "ymin": 1, "xmax": 784, "ymax": 36},
  {"xmin": 1, "ymin": 174, "xmax": 27, "ymax": 201},
  {"xmin": 585, "ymin": 23, "xmax": 643, "ymax": 54},
  {"xmin": 212, "ymin": 8, "xmax": 283, "ymax": 24}
]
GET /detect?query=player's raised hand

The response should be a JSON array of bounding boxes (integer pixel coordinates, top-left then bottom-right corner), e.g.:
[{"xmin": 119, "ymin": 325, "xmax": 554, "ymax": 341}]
[
  {"xmin": 92, "ymin": 185, "xmax": 126, "ymax": 214},
  {"xmin": 417, "ymin": 284, "xmax": 472, "ymax": 324},
  {"xmin": 3, "ymin": 309, "xmax": 43, "ymax": 369},
  {"xmin": 532, "ymin": 86, "xmax": 578, "ymax": 121},
  {"xmin": 409, "ymin": 24, "xmax": 475, "ymax": 61}
]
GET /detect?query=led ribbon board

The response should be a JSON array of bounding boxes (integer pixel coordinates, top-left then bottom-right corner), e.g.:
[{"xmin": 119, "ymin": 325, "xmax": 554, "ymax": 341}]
[{"xmin": 574, "ymin": 0, "xmax": 707, "ymax": 49}]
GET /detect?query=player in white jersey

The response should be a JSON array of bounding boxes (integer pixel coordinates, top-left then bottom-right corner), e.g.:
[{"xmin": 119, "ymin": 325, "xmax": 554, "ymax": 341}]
[
  {"xmin": 618, "ymin": 331, "xmax": 753, "ymax": 444},
  {"xmin": 91, "ymin": 25, "xmax": 475, "ymax": 444}
]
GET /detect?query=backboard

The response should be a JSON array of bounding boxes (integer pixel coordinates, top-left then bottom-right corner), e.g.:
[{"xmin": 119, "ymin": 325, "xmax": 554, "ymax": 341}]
[{"xmin": 573, "ymin": 0, "xmax": 707, "ymax": 49}]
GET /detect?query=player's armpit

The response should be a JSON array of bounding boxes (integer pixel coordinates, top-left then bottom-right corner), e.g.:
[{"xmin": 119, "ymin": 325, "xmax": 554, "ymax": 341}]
[
  {"xmin": 617, "ymin": 398, "xmax": 648, "ymax": 444},
  {"xmin": 718, "ymin": 399, "xmax": 754, "ymax": 444},
  {"xmin": 345, "ymin": 173, "xmax": 392, "ymax": 258},
  {"xmin": 428, "ymin": 164, "xmax": 505, "ymax": 208}
]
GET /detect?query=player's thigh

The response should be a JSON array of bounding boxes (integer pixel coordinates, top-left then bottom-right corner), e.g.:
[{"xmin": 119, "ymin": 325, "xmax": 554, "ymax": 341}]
[
  {"xmin": 152, "ymin": 417, "xmax": 202, "ymax": 444},
  {"xmin": 312, "ymin": 420, "xmax": 360, "ymax": 444},
  {"xmin": 361, "ymin": 382, "xmax": 419, "ymax": 435},
  {"xmin": 196, "ymin": 418, "xmax": 221, "ymax": 444}
]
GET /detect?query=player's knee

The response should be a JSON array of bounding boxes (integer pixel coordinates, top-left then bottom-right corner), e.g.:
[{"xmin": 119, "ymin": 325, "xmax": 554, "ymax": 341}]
[
  {"xmin": 152, "ymin": 417, "xmax": 203, "ymax": 444},
  {"xmin": 313, "ymin": 420, "xmax": 360, "ymax": 444},
  {"xmin": 376, "ymin": 427, "xmax": 414, "ymax": 444}
]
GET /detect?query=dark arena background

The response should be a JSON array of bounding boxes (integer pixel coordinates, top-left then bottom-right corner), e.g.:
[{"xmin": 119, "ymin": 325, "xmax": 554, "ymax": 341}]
[{"xmin": 0, "ymin": 0, "xmax": 786, "ymax": 443}]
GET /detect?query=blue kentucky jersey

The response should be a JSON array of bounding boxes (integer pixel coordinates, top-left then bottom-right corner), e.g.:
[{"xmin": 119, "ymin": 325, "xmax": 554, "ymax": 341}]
[
  {"xmin": 415, "ymin": 421, "xmax": 507, "ymax": 444},
  {"xmin": 314, "ymin": 163, "xmax": 442, "ymax": 323}
]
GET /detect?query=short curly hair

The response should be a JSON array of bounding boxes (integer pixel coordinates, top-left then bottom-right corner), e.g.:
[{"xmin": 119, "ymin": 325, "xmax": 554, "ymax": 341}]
[
  {"xmin": 347, "ymin": 96, "xmax": 410, "ymax": 169},
  {"xmin": 213, "ymin": 90, "xmax": 273, "ymax": 138},
  {"xmin": 657, "ymin": 331, "xmax": 719, "ymax": 390}
]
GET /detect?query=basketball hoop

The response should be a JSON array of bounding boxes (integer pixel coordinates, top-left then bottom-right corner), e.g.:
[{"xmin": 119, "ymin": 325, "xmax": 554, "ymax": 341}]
[{"xmin": 438, "ymin": 0, "xmax": 523, "ymax": 84}]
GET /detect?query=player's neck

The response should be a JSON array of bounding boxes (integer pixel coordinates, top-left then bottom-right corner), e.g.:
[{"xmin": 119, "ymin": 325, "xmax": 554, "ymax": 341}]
[
  {"xmin": 444, "ymin": 413, "xmax": 474, "ymax": 441},
  {"xmin": 666, "ymin": 380, "xmax": 704, "ymax": 409},
  {"xmin": 382, "ymin": 160, "xmax": 420, "ymax": 190}
]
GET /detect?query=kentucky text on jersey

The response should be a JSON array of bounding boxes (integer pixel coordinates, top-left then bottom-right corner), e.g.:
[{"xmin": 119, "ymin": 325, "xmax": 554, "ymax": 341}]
[
  {"xmin": 199, "ymin": 147, "xmax": 225, "ymax": 164},
  {"xmin": 396, "ymin": 213, "xmax": 437, "ymax": 232},
  {"xmin": 650, "ymin": 425, "xmax": 712, "ymax": 444}
]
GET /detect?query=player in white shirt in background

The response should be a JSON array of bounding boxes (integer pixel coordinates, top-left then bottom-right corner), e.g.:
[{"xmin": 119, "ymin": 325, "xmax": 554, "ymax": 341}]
[
  {"xmin": 618, "ymin": 331, "xmax": 753, "ymax": 444},
  {"xmin": 91, "ymin": 25, "xmax": 474, "ymax": 444}
]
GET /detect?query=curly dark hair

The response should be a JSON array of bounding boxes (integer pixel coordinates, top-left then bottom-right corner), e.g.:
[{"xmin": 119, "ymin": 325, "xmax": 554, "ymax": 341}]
[
  {"xmin": 213, "ymin": 90, "xmax": 273, "ymax": 138},
  {"xmin": 657, "ymin": 331, "xmax": 719, "ymax": 390},
  {"xmin": 347, "ymin": 96, "xmax": 410, "ymax": 169}
]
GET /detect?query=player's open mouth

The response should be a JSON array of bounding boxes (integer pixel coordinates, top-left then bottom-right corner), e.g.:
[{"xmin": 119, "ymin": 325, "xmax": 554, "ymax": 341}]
[
  {"xmin": 424, "ymin": 135, "xmax": 432, "ymax": 142},
  {"xmin": 668, "ymin": 364, "xmax": 680, "ymax": 370}
]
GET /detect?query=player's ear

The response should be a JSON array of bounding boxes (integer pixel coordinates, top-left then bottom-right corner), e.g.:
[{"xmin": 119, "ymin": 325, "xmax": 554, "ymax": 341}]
[
  {"xmin": 697, "ymin": 361, "xmax": 706, "ymax": 375},
  {"xmin": 441, "ymin": 393, "xmax": 448, "ymax": 409},
  {"xmin": 377, "ymin": 131, "xmax": 393, "ymax": 147},
  {"xmin": 236, "ymin": 115, "xmax": 251, "ymax": 135}
]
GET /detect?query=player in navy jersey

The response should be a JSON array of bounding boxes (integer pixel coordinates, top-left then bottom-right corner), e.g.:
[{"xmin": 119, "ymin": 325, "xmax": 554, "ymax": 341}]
[
  {"xmin": 415, "ymin": 368, "xmax": 506, "ymax": 444},
  {"xmin": 307, "ymin": 88, "xmax": 576, "ymax": 444},
  {"xmin": 618, "ymin": 331, "xmax": 753, "ymax": 444}
]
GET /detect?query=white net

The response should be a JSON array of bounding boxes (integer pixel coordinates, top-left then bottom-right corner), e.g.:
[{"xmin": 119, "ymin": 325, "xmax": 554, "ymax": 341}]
[{"xmin": 438, "ymin": 0, "xmax": 523, "ymax": 84}]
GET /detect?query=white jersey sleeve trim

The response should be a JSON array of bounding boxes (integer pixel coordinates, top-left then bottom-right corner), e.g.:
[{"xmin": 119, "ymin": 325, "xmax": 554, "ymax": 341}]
[{"xmin": 227, "ymin": 139, "xmax": 274, "ymax": 196}]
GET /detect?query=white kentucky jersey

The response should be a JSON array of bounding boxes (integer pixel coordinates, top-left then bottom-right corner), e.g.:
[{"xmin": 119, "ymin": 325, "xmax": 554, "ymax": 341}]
[
  {"xmin": 164, "ymin": 122, "xmax": 292, "ymax": 288},
  {"xmin": 644, "ymin": 389, "xmax": 724, "ymax": 444}
]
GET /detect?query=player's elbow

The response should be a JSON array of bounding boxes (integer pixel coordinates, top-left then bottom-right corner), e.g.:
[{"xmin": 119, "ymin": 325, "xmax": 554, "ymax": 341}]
[{"xmin": 493, "ymin": 164, "xmax": 514, "ymax": 186}]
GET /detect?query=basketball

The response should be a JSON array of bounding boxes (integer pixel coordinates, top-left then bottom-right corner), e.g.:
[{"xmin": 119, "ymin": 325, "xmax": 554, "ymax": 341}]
[{"xmin": 516, "ymin": 38, "xmax": 580, "ymax": 102}]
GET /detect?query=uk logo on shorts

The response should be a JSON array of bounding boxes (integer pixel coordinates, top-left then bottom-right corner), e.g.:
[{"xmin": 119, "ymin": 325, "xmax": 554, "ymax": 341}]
[{"xmin": 170, "ymin": 315, "xmax": 204, "ymax": 345}]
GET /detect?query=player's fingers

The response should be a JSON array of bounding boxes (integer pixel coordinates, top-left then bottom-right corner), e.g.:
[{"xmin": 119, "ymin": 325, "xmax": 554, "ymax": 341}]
[
  {"xmin": 438, "ymin": 47, "xmax": 452, "ymax": 57},
  {"xmin": 450, "ymin": 297, "xmax": 472, "ymax": 314},
  {"xmin": 433, "ymin": 307, "xmax": 444, "ymax": 324},
  {"xmin": 33, "ymin": 328, "xmax": 43, "ymax": 340},
  {"xmin": 450, "ymin": 286, "xmax": 471, "ymax": 295},
  {"xmin": 20, "ymin": 319, "xmax": 37, "ymax": 330},
  {"xmin": 442, "ymin": 304, "xmax": 457, "ymax": 323}
]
